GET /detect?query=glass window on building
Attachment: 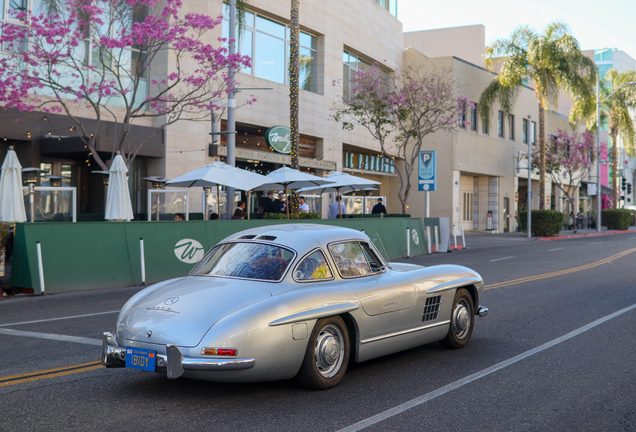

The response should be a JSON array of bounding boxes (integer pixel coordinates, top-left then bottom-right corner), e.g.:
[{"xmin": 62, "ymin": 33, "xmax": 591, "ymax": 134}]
[
  {"xmin": 498, "ymin": 111, "xmax": 504, "ymax": 138},
  {"xmin": 482, "ymin": 113, "xmax": 489, "ymax": 135},
  {"xmin": 343, "ymin": 50, "xmax": 387, "ymax": 99},
  {"xmin": 509, "ymin": 114, "xmax": 514, "ymax": 141},
  {"xmin": 374, "ymin": 0, "xmax": 398, "ymax": 17},
  {"xmin": 222, "ymin": 5, "xmax": 318, "ymax": 93},
  {"xmin": 522, "ymin": 118, "xmax": 528, "ymax": 143},
  {"xmin": 459, "ymin": 101, "xmax": 466, "ymax": 128},
  {"xmin": 531, "ymin": 121, "xmax": 536, "ymax": 144},
  {"xmin": 595, "ymin": 49, "xmax": 613, "ymax": 62},
  {"xmin": 470, "ymin": 103, "xmax": 477, "ymax": 132}
]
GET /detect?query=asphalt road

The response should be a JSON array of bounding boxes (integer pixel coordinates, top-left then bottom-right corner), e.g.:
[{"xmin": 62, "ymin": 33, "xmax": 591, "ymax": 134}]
[{"xmin": 1, "ymin": 232, "xmax": 635, "ymax": 432}]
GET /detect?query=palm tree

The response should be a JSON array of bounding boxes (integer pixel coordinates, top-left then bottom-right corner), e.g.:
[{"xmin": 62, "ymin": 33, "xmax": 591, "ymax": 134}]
[
  {"xmin": 479, "ymin": 22, "xmax": 596, "ymax": 209},
  {"xmin": 288, "ymin": 0, "xmax": 300, "ymax": 213},
  {"xmin": 599, "ymin": 69, "xmax": 636, "ymax": 205},
  {"xmin": 572, "ymin": 68, "xmax": 636, "ymax": 206}
]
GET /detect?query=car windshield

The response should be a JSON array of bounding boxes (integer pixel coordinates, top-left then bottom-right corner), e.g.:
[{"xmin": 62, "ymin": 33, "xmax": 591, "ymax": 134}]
[{"xmin": 191, "ymin": 242, "xmax": 295, "ymax": 281}]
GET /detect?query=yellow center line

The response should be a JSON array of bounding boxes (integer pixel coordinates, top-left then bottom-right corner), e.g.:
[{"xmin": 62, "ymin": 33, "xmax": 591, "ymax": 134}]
[
  {"xmin": 0, "ymin": 361, "xmax": 103, "ymax": 387},
  {"xmin": 485, "ymin": 247, "xmax": 636, "ymax": 290}
]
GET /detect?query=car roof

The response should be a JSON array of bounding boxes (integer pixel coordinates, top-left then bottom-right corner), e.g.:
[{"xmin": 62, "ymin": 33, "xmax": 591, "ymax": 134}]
[{"xmin": 219, "ymin": 223, "xmax": 370, "ymax": 252}]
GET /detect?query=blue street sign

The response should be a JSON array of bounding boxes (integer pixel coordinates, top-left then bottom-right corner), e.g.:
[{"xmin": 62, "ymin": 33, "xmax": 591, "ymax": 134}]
[{"xmin": 418, "ymin": 151, "xmax": 436, "ymax": 191}]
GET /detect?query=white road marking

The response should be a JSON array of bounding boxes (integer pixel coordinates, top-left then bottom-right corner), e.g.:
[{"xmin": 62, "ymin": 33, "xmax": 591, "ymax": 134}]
[
  {"xmin": 0, "ymin": 311, "xmax": 119, "ymax": 327},
  {"xmin": 336, "ymin": 302, "xmax": 636, "ymax": 432},
  {"xmin": 489, "ymin": 256, "xmax": 513, "ymax": 262},
  {"xmin": 548, "ymin": 247, "xmax": 564, "ymax": 252},
  {"xmin": 0, "ymin": 328, "xmax": 101, "ymax": 346},
  {"xmin": 590, "ymin": 242, "xmax": 604, "ymax": 245}
]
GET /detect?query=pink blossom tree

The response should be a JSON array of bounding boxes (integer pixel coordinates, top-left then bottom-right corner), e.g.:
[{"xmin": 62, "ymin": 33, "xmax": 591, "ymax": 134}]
[
  {"xmin": 333, "ymin": 65, "xmax": 467, "ymax": 213},
  {"xmin": 531, "ymin": 129, "xmax": 597, "ymax": 233},
  {"xmin": 0, "ymin": 0, "xmax": 252, "ymax": 170}
]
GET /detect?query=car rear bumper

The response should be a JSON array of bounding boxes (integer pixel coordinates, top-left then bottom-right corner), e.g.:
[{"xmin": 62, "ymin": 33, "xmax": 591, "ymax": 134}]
[{"xmin": 101, "ymin": 332, "xmax": 255, "ymax": 379}]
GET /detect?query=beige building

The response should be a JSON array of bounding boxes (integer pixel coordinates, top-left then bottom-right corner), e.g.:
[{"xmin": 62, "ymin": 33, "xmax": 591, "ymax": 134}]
[
  {"xmin": 150, "ymin": 0, "xmax": 404, "ymax": 217},
  {"xmin": 397, "ymin": 43, "xmax": 585, "ymax": 233}
]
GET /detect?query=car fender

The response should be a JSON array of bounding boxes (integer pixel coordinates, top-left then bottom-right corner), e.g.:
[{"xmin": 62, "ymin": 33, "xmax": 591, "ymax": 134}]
[{"xmin": 195, "ymin": 282, "xmax": 360, "ymax": 382}]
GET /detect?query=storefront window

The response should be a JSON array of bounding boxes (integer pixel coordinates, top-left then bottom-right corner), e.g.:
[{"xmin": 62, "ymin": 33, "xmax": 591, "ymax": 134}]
[{"xmin": 222, "ymin": 5, "xmax": 318, "ymax": 93}]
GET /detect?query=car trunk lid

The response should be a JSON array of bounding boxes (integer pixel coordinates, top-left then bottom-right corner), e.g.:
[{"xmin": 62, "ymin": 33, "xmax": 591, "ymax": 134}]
[{"xmin": 117, "ymin": 276, "xmax": 271, "ymax": 347}]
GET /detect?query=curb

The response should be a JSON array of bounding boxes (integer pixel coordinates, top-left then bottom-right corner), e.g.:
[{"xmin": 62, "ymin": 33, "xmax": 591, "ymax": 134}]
[{"xmin": 537, "ymin": 230, "xmax": 634, "ymax": 241}]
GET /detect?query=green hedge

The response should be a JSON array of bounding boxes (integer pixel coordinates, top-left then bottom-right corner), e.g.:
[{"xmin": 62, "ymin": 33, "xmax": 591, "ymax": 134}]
[
  {"xmin": 518, "ymin": 210, "xmax": 564, "ymax": 237},
  {"xmin": 601, "ymin": 209, "xmax": 632, "ymax": 230}
]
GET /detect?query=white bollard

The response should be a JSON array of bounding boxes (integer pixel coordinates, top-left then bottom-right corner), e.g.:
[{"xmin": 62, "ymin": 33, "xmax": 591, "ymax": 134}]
[
  {"xmin": 434, "ymin": 226, "xmax": 440, "ymax": 253},
  {"xmin": 453, "ymin": 225, "xmax": 458, "ymax": 250},
  {"xmin": 460, "ymin": 225, "xmax": 466, "ymax": 249},
  {"xmin": 426, "ymin": 226, "xmax": 432, "ymax": 255},
  {"xmin": 406, "ymin": 228, "xmax": 410, "ymax": 258},
  {"xmin": 36, "ymin": 241, "xmax": 45, "ymax": 295},
  {"xmin": 140, "ymin": 238, "xmax": 146, "ymax": 285}
]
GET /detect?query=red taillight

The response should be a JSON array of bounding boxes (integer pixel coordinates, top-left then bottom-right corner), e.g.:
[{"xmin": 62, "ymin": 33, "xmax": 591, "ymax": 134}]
[{"xmin": 201, "ymin": 348, "xmax": 237, "ymax": 356}]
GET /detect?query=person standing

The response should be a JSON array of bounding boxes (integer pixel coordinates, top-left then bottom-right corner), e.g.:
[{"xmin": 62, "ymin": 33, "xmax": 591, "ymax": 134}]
[
  {"xmin": 263, "ymin": 191, "xmax": 277, "ymax": 213},
  {"xmin": 328, "ymin": 195, "xmax": 346, "ymax": 219},
  {"xmin": 299, "ymin": 196, "xmax": 309, "ymax": 213},
  {"xmin": 274, "ymin": 191, "xmax": 286, "ymax": 214},
  {"xmin": 371, "ymin": 198, "xmax": 387, "ymax": 214}
]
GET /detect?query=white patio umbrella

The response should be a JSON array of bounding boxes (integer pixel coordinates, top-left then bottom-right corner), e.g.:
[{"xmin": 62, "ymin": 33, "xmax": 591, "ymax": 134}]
[
  {"xmin": 253, "ymin": 167, "xmax": 336, "ymax": 218},
  {"xmin": 105, "ymin": 153, "xmax": 134, "ymax": 221},
  {"xmin": 0, "ymin": 146, "xmax": 27, "ymax": 223},
  {"xmin": 297, "ymin": 171, "xmax": 381, "ymax": 217},
  {"xmin": 166, "ymin": 162, "xmax": 268, "ymax": 219}
]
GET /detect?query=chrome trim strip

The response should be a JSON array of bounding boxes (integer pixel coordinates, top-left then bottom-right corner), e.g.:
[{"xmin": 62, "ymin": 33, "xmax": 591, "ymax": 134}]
[
  {"xmin": 360, "ymin": 320, "xmax": 450, "ymax": 345},
  {"xmin": 100, "ymin": 336, "xmax": 255, "ymax": 375},
  {"xmin": 428, "ymin": 277, "xmax": 482, "ymax": 293},
  {"xmin": 269, "ymin": 303, "xmax": 360, "ymax": 326}
]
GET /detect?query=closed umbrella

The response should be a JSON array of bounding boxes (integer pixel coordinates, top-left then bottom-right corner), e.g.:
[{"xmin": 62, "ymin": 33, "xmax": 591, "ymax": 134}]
[
  {"xmin": 0, "ymin": 146, "xmax": 27, "ymax": 223},
  {"xmin": 166, "ymin": 162, "xmax": 268, "ymax": 219},
  {"xmin": 297, "ymin": 171, "xmax": 381, "ymax": 217},
  {"xmin": 254, "ymin": 167, "xmax": 336, "ymax": 219},
  {"xmin": 105, "ymin": 153, "xmax": 134, "ymax": 221}
]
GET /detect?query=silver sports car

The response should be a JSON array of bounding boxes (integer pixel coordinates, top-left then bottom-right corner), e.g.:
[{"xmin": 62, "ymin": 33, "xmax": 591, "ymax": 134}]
[{"xmin": 102, "ymin": 224, "xmax": 488, "ymax": 389}]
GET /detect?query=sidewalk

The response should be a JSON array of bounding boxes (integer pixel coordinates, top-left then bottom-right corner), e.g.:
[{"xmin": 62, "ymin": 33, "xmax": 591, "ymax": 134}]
[{"xmin": 460, "ymin": 226, "xmax": 636, "ymax": 249}]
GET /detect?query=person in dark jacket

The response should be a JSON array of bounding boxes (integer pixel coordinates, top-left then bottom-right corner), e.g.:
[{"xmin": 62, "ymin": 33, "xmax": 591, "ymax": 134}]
[
  {"xmin": 371, "ymin": 198, "xmax": 387, "ymax": 214},
  {"xmin": 263, "ymin": 191, "xmax": 277, "ymax": 214},
  {"xmin": 273, "ymin": 191, "xmax": 286, "ymax": 214}
]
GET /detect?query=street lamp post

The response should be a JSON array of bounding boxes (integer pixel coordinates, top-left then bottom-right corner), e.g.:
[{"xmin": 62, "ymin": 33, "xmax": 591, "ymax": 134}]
[
  {"xmin": 595, "ymin": 75, "xmax": 636, "ymax": 233},
  {"xmin": 527, "ymin": 115, "xmax": 532, "ymax": 239}
]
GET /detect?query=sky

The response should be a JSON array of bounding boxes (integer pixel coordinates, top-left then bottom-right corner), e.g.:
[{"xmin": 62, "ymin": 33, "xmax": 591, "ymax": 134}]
[{"xmin": 397, "ymin": 0, "xmax": 636, "ymax": 61}]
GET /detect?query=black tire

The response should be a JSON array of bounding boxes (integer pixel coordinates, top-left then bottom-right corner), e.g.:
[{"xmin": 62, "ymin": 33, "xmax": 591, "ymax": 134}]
[
  {"xmin": 440, "ymin": 288, "xmax": 474, "ymax": 349},
  {"xmin": 296, "ymin": 316, "xmax": 350, "ymax": 390}
]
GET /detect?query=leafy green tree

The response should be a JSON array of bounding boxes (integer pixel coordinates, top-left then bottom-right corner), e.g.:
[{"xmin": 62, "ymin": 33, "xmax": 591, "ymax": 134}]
[{"xmin": 479, "ymin": 21, "xmax": 596, "ymax": 209}]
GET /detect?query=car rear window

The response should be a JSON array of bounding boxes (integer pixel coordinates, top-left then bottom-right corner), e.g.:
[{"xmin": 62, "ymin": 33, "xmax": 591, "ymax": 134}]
[{"xmin": 191, "ymin": 243, "xmax": 295, "ymax": 281}]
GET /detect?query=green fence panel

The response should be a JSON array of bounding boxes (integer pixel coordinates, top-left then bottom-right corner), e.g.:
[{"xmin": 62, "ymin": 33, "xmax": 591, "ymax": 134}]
[
  {"xmin": 10, "ymin": 222, "xmax": 134, "ymax": 294},
  {"xmin": 10, "ymin": 218, "xmax": 427, "ymax": 293},
  {"xmin": 123, "ymin": 221, "xmax": 211, "ymax": 286}
]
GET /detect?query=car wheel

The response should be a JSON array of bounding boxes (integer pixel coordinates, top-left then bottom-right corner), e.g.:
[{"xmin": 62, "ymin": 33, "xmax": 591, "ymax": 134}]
[
  {"xmin": 440, "ymin": 288, "xmax": 474, "ymax": 349},
  {"xmin": 296, "ymin": 316, "xmax": 350, "ymax": 390}
]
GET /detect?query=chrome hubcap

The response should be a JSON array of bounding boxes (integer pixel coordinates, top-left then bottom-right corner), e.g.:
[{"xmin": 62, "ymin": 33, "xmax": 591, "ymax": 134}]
[
  {"xmin": 453, "ymin": 300, "xmax": 471, "ymax": 339},
  {"xmin": 314, "ymin": 324, "xmax": 344, "ymax": 378}
]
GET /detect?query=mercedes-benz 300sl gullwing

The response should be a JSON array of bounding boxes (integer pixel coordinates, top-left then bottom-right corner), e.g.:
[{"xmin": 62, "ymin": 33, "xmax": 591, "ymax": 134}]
[{"xmin": 102, "ymin": 224, "xmax": 488, "ymax": 389}]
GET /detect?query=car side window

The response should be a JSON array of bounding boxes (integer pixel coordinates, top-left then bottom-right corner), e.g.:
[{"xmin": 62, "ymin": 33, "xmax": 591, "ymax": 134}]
[
  {"xmin": 361, "ymin": 242, "xmax": 384, "ymax": 272},
  {"xmin": 328, "ymin": 241, "xmax": 372, "ymax": 277},
  {"xmin": 294, "ymin": 250, "xmax": 333, "ymax": 281}
]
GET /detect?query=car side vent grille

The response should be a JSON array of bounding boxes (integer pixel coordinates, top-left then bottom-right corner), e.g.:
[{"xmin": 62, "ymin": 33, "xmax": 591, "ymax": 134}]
[
  {"xmin": 256, "ymin": 235, "xmax": 277, "ymax": 241},
  {"xmin": 422, "ymin": 295, "xmax": 441, "ymax": 322},
  {"xmin": 238, "ymin": 235, "xmax": 257, "ymax": 239}
]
